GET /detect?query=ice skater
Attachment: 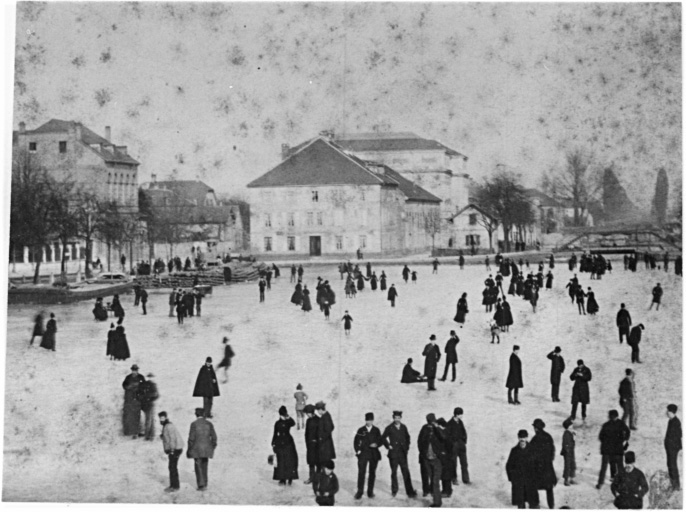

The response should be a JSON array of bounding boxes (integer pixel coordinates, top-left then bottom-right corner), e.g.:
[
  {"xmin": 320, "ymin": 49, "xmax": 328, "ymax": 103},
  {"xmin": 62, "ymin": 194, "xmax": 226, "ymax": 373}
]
[
  {"xmin": 649, "ymin": 282, "xmax": 663, "ymax": 310},
  {"xmin": 402, "ymin": 266, "xmax": 410, "ymax": 284},
  {"xmin": 616, "ymin": 304, "xmax": 632, "ymax": 343},
  {"xmin": 387, "ymin": 284, "xmax": 398, "ymax": 307},
  {"xmin": 490, "ymin": 320, "xmax": 501, "ymax": 344},
  {"xmin": 506, "ymin": 345, "xmax": 523, "ymax": 405},
  {"xmin": 217, "ymin": 337, "xmax": 234, "ymax": 383},
  {"xmin": 259, "ymin": 278, "xmax": 266, "ymax": 303},
  {"xmin": 411, "ymin": 270, "xmax": 417, "ymax": 284},
  {"xmin": 341, "ymin": 311, "xmax": 353, "ymax": 335},
  {"xmin": 29, "ymin": 311, "xmax": 45, "ymax": 346},
  {"xmin": 40, "ymin": 313, "xmax": 57, "ymax": 351},
  {"xmin": 570, "ymin": 360, "xmax": 592, "ymax": 421},
  {"xmin": 294, "ymin": 384, "xmax": 308, "ymax": 430}
]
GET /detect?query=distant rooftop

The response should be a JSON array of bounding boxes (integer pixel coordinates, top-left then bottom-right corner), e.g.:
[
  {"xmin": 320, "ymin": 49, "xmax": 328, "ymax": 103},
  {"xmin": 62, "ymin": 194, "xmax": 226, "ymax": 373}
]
[{"xmin": 333, "ymin": 132, "xmax": 467, "ymax": 159}]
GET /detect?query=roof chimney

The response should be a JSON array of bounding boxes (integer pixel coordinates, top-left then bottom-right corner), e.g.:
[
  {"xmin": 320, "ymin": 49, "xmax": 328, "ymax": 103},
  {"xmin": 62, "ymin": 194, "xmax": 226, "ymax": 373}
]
[
  {"xmin": 19, "ymin": 122, "xmax": 26, "ymax": 134},
  {"xmin": 105, "ymin": 126, "xmax": 111, "ymax": 141},
  {"xmin": 281, "ymin": 143, "xmax": 290, "ymax": 160}
]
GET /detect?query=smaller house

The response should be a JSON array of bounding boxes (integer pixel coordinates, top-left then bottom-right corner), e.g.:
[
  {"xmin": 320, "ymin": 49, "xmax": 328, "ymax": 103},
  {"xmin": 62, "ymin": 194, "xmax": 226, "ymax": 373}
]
[{"xmin": 447, "ymin": 204, "xmax": 498, "ymax": 252}]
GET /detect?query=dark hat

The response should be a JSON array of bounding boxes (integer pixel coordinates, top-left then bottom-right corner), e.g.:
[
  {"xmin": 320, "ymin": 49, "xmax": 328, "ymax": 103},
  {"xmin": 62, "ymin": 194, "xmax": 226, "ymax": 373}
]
[
  {"xmin": 365, "ymin": 412, "xmax": 374, "ymax": 421},
  {"xmin": 638, "ymin": 324, "xmax": 645, "ymax": 330},
  {"xmin": 158, "ymin": 411, "xmax": 168, "ymax": 418},
  {"xmin": 621, "ymin": 303, "xmax": 625, "ymax": 308},
  {"xmin": 437, "ymin": 418, "xmax": 448, "ymax": 427},
  {"xmin": 450, "ymin": 330, "xmax": 456, "ymax": 335},
  {"xmin": 110, "ymin": 323, "xmax": 115, "ymax": 328},
  {"xmin": 625, "ymin": 369, "xmax": 633, "ymax": 376},
  {"xmin": 392, "ymin": 410, "xmax": 403, "ymax": 418},
  {"xmin": 296, "ymin": 383, "xmax": 303, "ymax": 390},
  {"xmin": 195, "ymin": 408, "xmax": 204, "ymax": 417},
  {"xmin": 206, "ymin": 357, "xmax": 212, "ymax": 363},
  {"xmin": 426, "ymin": 413, "xmax": 436, "ymax": 423},
  {"xmin": 429, "ymin": 334, "xmax": 436, "ymax": 340},
  {"xmin": 407, "ymin": 358, "xmax": 413, "ymax": 363},
  {"xmin": 518, "ymin": 429, "xmax": 529, "ymax": 439},
  {"xmin": 303, "ymin": 404, "xmax": 315, "ymax": 414},
  {"xmin": 324, "ymin": 460, "xmax": 335, "ymax": 470},
  {"xmin": 668, "ymin": 404, "xmax": 678, "ymax": 413},
  {"xmin": 577, "ymin": 359, "xmax": 584, "ymax": 365},
  {"xmin": 624, "ymin": 451, "xmax": 636, "ymax": 464},
  {"xmin": 222, "ymin": 336, "xmax": 229, "ymax": 343},
  {"xmin": 532, "ymin": 419, "xmax": 545, "ymax": 429},
  {"xmin": 278, "ymin": 405, "xmax": 288, "ymax": 416},
  {"xmin": 315, "ymin": 401, "xmax": 326, "ymax": 410},
  {"xmin": 562, "ymin": 418, "xmax": 573, "ymax": 429},
  {"xmin": 513, "ymin": 345, "xmax": 520, "ymax": 351},
  {"xmin": 130, "ymin": 364, "xmax": 139, "ymax": 371},
  {"xmin": 117, "ymin": 317, "xmax": 124, "ymax": 325},
  {"xmin": 454, "ymin": 407, "xmax": 463, "ymax": 416},
  {"xmin": 609, "ymin": 409, "xmax": 619, "ymax": 418}
]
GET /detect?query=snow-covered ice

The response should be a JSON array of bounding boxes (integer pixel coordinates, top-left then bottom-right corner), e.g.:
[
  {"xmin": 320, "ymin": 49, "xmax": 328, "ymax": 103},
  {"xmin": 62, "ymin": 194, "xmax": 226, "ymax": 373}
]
[{"xmin": 2, "ymin": 262, "xmax": 682, "ymax": 508}]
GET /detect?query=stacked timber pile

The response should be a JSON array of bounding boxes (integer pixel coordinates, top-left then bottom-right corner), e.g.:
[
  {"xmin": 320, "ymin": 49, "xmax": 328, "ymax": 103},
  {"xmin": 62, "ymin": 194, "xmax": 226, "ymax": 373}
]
[{"xmin": 133, "ymin": 262, "xmax": 268, "ymax": 289}]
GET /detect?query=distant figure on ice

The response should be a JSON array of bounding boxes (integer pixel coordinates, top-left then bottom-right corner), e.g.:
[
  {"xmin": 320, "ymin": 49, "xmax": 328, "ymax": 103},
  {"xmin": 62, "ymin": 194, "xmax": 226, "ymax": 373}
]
[
  {"xmin": 387, "ymin": 284, "xmax": 398, "ymax": 307},
  {"xmin": 354, "ymin": 412, "xmax": 382, "ymax": 499},
  {"xmin": 665, "ymin": 404, "xmax": 682, "ymax": 491},
  {"xmin": 616, "ymin": 304, "xmax": 632, "ymax": 343},
  {"xmin": 322, "ymin": 301, "xmax": 330, "ymax": 321},
  {"xmin": 422, "ymin": 335, "xmax": 441, "ymax": 391},
  {"xmin": 272, "ymin": 405, "xmax": 299, "ymax": 485},
  {"xmin": 649, "ymin": 283, "xmax": 663, "ymax": 310},
  {"xmin": 187, "ymin": 407, "xmax": 218, "ymax": 491},
  {"xmin": 506, "ymin": 429, "xmax": 539, "ymax": 509},
  {"xmin": 418, "ymin": 413, "xmax": 446, "ymax": 508},
  {"xmin": 139, "ymin": 372, "xmax": 159, "ymax": 440},
  {"xmin": 294, "ymin": 384, "xmax": 308, "ymax": 430},
  {"xmin": 158, "ymin": 411, "xmax": 184, "ymax": 493},
  {"xmin": 485, "ymin": 255, "xmax": 491, "ymax": 271},
  {"xmin": 459, "ymin": 253, "xmax": 465, "ymax": 269},
  {"xmin": 176, "ymin": 298, "xmax": 185, "ymax": 324},
  {"xmin": 570, "ymin": 360, "xmax": 592, "ymax": 421},
  {"xmin": 314, "ymin": 461, "xmax": 339, "ymax": 506},
  {"xmin": 506, "ymin": 345, "xmax": 523, "ymax": 405},
  {"xmin": 93, "ymin": 298, "xmax": 108, "ymax": 321},
  {"xmin": 342, "ymin": 311, "xmax": 353, "ymax": 335},
  {"xmin": 303, "ymin": 404, "xmax": 319, "ymax": 485},
  {"xmin": 561, "ymin": 418, "xmax": 576, "ymax": 486},
  {"xmin": 381, "ymin": 410, "xmax": 417, "ymax": 498},
  {"xmin": 490, "ymin": 320, "xmax": 501, "ymax": 344},
  {"xmin": 401, "ymin": 358, "xmax": 425, "ymax": 383},
  {"xmin": 447, "ymin": 407, "xmax": 470, "ymax": 485},
  {"xmin": 545, "ymin": 271, "xmax": 554, "ymax": 290},
  {"xmin": 575, "ymin": 287, "xmax": 587, "ymax": 315},
  {"xmin": 138, "ymin": 286, "xmax": 148, "ymax": 315},
  {"xmin": 302, "ymin": 285, "xmax": 313, "ymax": 312},
  {"xmin": 168, "ymin": 289, "xmax": 176, "ymax": 317},
  {"xmin": 193, "ymin": 357, "xmax": 220, "ymax": 418},
  {"xmin": 411, "ymin": 270, "xmax": 418, "ymax": 284},
  {"xmin": 618, "ymin": 369, "xmax": 638, "ymax": 430},
  {"xmin": 432, "ymin": 258, "xmax": 440, "ymax": 274},
  {"xmin": 113, "ymin": 325, "xmax": 131, "ymax": 361},
  {"xmin": 547, "ymin": 346, "xmax": 565, "ymax": 403},
  {"xmin": 370, "ymin": 272, "xmax": 378, "ymax": 291},
  {"xmin": 217, "ymin": 337, "xmax": 235, "ymax": 383},
  {"xmin": 627, "ymin": 324, "xmax": 644, "ymax": 364},
  {"xmin": 315, "ymin": 402, "xmax": 336, "ymax": 467},
  {"xmin": 380, "ymin": 271, "xmax": 387, "ymax": 291},
  {"xmin": 106, "ymin": 323, "xmax": 116, "ymax": 359},
  {"xmin": 259, "ymin": 278, "xmax": 266, "ymax": 303},
  {"xmin": 596, "ymin": 410, "xmax": 630, "ymax": 490},
  {"xmin": 402, "ymin": 265, "xmax": 410, "ymax": 284},
  {"xmin": 291, "ymin": 281, "xmax": 304, "ymax": 306},
  {"xmin": 529, "ymin": 418, "xmax": 557, "ymax": 509},
  {"xmin": 454, "ymin": 293, "xmax": 469, "ymax": 327},
  {"xmin": 298, "ymin": 265, "xmax": 304, "ymax": 279},
  {"xmin": 439, "ymin": 330, "xmax": 459, "ymax": 382},
  {"xmin": 112, "ymin": 294, "xmax": 125, "ymax": 321},
  {"xmin": 122, "ymin": 364, "xmax": 145, "ymax": 439},
  {"xmin": 611, "ymin": 451, "xmax": 649, "ymax": 509},
  {"xmin": 586, "ymin": 287, "xmax": 599, "ymax": 315},
  {"xmin": 290, "ymin": 264, "xmax": 297, "ymax": 283},
  {"xmin": 40, "ymin": 313, "xmax": 57, "ymax": 351}
]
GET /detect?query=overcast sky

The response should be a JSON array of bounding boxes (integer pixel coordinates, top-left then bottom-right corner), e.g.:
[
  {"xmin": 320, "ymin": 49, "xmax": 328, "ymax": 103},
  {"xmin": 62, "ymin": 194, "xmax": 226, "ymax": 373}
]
[{"xmin": 11, "ymin": 2, "xmax": 681, "ymax": 210}]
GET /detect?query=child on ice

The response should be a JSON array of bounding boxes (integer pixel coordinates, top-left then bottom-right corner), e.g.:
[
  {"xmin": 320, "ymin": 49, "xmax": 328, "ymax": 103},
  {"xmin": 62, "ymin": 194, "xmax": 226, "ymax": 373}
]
[
  {"xmin": 490, "ymin": 320, "xmax": 501, "ymax": 344},
  {"xmin": 323, "ymin": 301, "xmax": 330, "ymax": 320},
  {"xmin": 294, "ymin": 383, "xmax": 308, "ymax": 430}
]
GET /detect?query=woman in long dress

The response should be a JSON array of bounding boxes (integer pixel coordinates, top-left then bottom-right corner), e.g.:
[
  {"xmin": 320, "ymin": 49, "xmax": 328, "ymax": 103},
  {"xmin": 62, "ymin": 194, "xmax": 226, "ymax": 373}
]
[
  {"xmin": 29, "ymin": 312, "xmax": 45, "ymax": 346},
  {"xmin": 301, "ymin": 286, "xmax": 313, "ymax": 312},
  {"xmin": 111, "ymin": 294, "xmax": 125, "ymax": 320},
  {"xmin": 106, "ymin": 323, "xmax": 116, "ymax": 359},
  {"xmin": 503, "ymin": 298, "xmax": 514, "ymax": 332},
  {"xmin": 290, "ymin": 281, "xmax": 303, "ymax": 306},
  {"xmin": 40, "ymin": 313, "xmax": 57, "ymax": 351},
  {"xmin": 380, "ymin": 271, "xmax": 387, "ymax": 291},
  {"xmin": 454, "ymin": 293, "xmax": 468, "ymax": 326},
  {"xmin": 272, "ymin": 406, "xmax": 299, "ymax": 485},
  {"xmin": 586, "ymin": 287, "xmax": 599, "ymax": 315},
  {"xmin": 122, "ymin": 366, "xmax": 145, "ymax": 438},
  {"xmin": 113, "ymin": 325, "xmax": 131, "ymax": 361}
]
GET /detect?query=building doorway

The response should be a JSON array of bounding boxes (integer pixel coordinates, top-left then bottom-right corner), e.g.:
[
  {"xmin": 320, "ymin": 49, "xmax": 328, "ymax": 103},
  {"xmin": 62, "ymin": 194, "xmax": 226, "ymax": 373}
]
[{"xmin": 309, "ymin": 236, "xmax": 321, "ymax": 256}]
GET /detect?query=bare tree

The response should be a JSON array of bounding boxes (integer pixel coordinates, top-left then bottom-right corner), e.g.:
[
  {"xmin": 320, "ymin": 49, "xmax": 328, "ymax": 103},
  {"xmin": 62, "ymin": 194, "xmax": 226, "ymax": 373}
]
[
  {"xmin": 94, "ymin": 201, "xmax": 126, "ymax": 271},
  {"xmin": 474, "ymin": 208, "xmax": 499, "ymax": 253},
  {"xmin": 548, "ymin": 149, "xmax": 601, "ymax": 227},
  {"xmin": 423, "ymin": 208, "xmax": 442, "ymax": 251},
  {"xmin": 50, "ymin": 178, "xmax": 80, "ymax": 281}
]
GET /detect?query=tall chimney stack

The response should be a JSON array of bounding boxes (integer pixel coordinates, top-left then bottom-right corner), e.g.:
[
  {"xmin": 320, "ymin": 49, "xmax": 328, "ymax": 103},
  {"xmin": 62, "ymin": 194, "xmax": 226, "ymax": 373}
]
[
  {"xmin": 105, "ymin": 126, "xmax": 111, "ymax": 141},
  {"xmin": 19, "ymin": 122, "xmax": 26, "ymax": 134}
]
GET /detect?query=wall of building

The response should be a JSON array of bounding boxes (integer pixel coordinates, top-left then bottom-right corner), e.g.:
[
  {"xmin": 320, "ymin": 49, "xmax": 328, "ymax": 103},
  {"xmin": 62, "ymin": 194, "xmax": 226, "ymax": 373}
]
[{"xmin": 447, "ymin": 207, "xmax": 499, "ymax": 250}]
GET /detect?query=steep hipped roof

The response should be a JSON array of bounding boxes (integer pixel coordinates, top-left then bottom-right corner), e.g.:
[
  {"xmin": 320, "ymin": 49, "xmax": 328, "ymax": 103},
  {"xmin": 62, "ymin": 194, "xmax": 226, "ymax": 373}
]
[
  {"xmin": 23, "ymin": 119, "xmax": 139, "ymax": 166},
  {"xmin": 375, "ymin": 165, "xmax": 441, "ymax": 203},
  {"xmin": 148, "ymin": 180, "xmax": 216, "ymax": 206},
  {"xmin": 524, "ymin": 188, "xmax": 564, "ymax": 208},
  {"xmin": 247, "ymin": 138, "xmax": 395, "ymax": 188},
  {"xmin": 334, "ymin": 132, "xmax": 467, "ymax": 159},
  {"xmin": 451, "ymin": 203, "xmax": 496, "ymax": 221}
]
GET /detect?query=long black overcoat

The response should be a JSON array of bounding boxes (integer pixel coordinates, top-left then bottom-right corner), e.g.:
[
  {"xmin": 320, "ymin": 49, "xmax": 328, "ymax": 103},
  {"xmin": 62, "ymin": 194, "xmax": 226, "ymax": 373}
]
[
  {"xmin": 570, "ymin": 366, "xmax": 592, "ymax": 404},
  {"xmin": 529, "ymin": 430, "xmax": 558, "ymax": 489},
  {"xmin": 422, "ymin": 343, "xmax": 441, "ymax": 379},
  {"xmin": 506, "ymin": 353, "xmax": 523, "ymax": 389},
  {"xmin": 316, "ymin": 411, "xmax": 336, "ymax": 462},
  {"xmin": 193, "ymin": 365, "xmax": 220, "ymax": 397},
  {"xmin": 444, "ymin": 336, "xmax": 459, "ymax": 364},
  {"xmin": 506, "ymin": 443, "xmax": 539, "ymax": 507},
  {"xmin": 305, "ymin": 415, "xmax": 320, "ymax": 466}
]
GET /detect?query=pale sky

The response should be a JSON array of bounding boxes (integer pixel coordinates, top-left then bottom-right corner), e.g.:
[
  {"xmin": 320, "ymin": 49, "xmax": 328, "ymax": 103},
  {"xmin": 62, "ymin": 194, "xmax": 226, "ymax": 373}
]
[{"xmin": 10, "ymin": 2, "xmax": 682, "ymax": 210}]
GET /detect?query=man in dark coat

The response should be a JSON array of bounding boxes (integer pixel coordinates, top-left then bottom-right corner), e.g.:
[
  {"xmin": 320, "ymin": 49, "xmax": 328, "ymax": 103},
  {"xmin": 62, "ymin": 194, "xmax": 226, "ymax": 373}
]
[
  {"xmin": 649, "ymin": 283, "xmax": 663, "ymax": 310},
  {"xmin": 387, "ymin": 284, "xmax": 398, "ymax": 307},
  {"xmin": 546, "ymin": 347, "xmax": 566, "ymax": 402},
  {"xmin": 138, "ymin": 372, "xmax": 159, "ymax": 440},
  {"xmin": 665, "ymin": 404, "xmax": 682, "ymax": 491},
  {"xmin": 304, "ymin": 405, "xmax": 320, "ymax": 485},
  {"xmin": 314, "ymin": 460, "xmax": 339, "ymax": 506},
  {"xmin": 217, "ymin": 337, "xmax": 235, "ymax": 383},
  {"xmin": 258, "ymin": 278, "xmax": 266, "ymax": 303},
  {"xmin": 354, "ymin": 412, "xmax": 382, "ymax": 499},
  {"xmin": 506, "ymin": 429, "xmax": 539, "ymax": 509},
  {"xmin": 627, "ymin": 324, "xmax": 645, "ymax": 363},
  {"xmin": 418, "ymin": 413, "xmax": 446, "ymax": 507},
  {"xmin": 611, "ymin": 451, "xmax": 649, "ymax": 509},
  {"xmin": 616, "ymin": 304, "xmax": 632, "ymax": 343},
  {"xmin": 570, "ymin": 359, "xmax": 592, "ymax": 420},
  {"xmin": 315, "ymin": 402, "xmax": 336, "ymax": 466},
  {"xmin": 596, "ymin": 410, "xmax": 631, "ymax": 489},
  {"xmin": 401, "ymin": 358, "xmax": 425, "ymax": 383},
  {"xmin": 187, "ymin": 407, "xmax": 218, "ymax": 491},
  {"xmin": 530, "ymin": 419, "xmax": 557, "ymax": 509},
  {"xmin": 506, "ymin": 346, "xmax": 523, "ymax": 405},
  {"xmin": 193, "ymin": 357, "xmax": 220, "ymax": 418},
  {"xmin": 439, "ymin": 331, "xmax": 459, "ymax": 382},
  {"xmin": 446, "ymin": 407, "xmax": 470, "ymax": 485},
  {"xmin": 139, "ymin": 287, "xmax": 148, "ymax": 315},
  {"xmin": 422, "ymin": 335, "xmax": 441, "ymax": 391},
  {"xmin": 381, "ymin": 411, "xmax": 417, "ymax": 498},
  {"xmin": 619, "ymin": 369, "xmax": 637, "ymax": 430}
]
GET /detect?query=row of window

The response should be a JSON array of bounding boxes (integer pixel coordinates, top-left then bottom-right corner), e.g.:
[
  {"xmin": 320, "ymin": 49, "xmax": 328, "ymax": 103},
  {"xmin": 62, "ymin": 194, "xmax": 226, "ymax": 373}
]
[
  {"xmin": 263, "ymin": 210, "xmax": 368, "ymax": 228},
  {"xmin": 28, "ymin": 141, "xmax": 68, "ymax": 154},
  {"xmin": 264, "ymin": 235, "xmax": 367, "ymax": 252},
  {"xmin": 11, "ymin": 243, "xmax": 84, "ymax": 263},
  {"xmin": 260, "ymin": 189, "xmax": 367, "ymax": 202}
]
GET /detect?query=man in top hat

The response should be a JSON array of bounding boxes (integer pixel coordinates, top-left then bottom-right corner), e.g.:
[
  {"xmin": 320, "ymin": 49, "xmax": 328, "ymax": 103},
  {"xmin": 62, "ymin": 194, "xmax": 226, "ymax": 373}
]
[
  {"xmin": 596, "ymin": 410, "xmax": 631, "ymax": 489},
  {"xmin": 381, "ymin": 410, "xmax": 417, "ymax": 498},
  {"xmin": 570, "ymin": 359, "xmax": 592, "ymax": 421},
  {"xmin": 354, "ymin": 412, "xmax": 383, "ymax": 499},
  {"xmin": 193, "ymin": 357, "xmax": 220, "ymax": 418},
  {"xmin": 616, "ymin": 304, "xmax": 632, "ymax": 343},
  {"xmin": 158, "ymin": 411, "xmax": 184, "ymax": 492},
  {"xmin": 529, "ymin": 419, "xmax": 557, "ymax": 509},
  {"xmin": 418, "ymin": 413, "xmax": 446, "ymax": 507},
  {"xmin": 439, "ymin": 331, "xmax": 460, "ymax": 383},
  {"xmin": 546, "ymin": 347, "xmax": 566, "ymax": 402},
  {"xmin": 187, "ymin": 407, "xmax": 218, "ymax": 491},
  {"xmin": 423, "ymin": 335, "xmax": 441, "ymax": 391},
  {"xmin": 446, "ymin": 407, "xmax": 470, "ymax": 485},
  {"xmin": 665, "ymin": 404, "xmax": 682, "ymax": 491},
  {"xmin": 315, "ymin": 402, "xmax": 336, "ymax": 467},
  {"xmin": 506, "ymin": 346, "xmax": 523, "ymax": 405},
  {"xmin": 611, "ymin": 451, "xmax": 649, "ymax": 509},
  {"xmin": 506, "ymin": 429, "xmax": 539, "ymax": 509},
  {"xmin": 627, "ymin": 324, "xmax": 645, "ymax": 364},
  {"xmin": 304, "ymin": 404, "xmax": 320, "ymax": 485}
]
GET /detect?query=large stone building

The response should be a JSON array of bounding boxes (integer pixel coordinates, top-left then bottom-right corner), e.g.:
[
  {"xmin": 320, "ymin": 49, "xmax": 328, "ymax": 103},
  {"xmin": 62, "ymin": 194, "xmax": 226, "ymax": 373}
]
[
  {"xmin": 247, "ymin": 136, "xmax": 441, "ymax": 257},
  {"xmin": 11, "ymin": 119, "xmax": 142, "ymax": 273}
]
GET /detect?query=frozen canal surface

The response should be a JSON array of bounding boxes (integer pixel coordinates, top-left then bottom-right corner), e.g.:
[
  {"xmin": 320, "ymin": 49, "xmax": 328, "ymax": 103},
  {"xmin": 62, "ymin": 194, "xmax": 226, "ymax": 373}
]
[{"xmin": 3, "ymin": 263, "xmax": 682, "ymax": 507}]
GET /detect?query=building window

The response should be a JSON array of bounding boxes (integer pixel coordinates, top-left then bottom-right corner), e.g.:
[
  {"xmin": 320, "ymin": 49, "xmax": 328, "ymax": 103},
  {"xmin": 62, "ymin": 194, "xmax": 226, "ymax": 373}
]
[
  {"xmin": 336, "ymin": 236, "xmax": 343, "ymax": 250},
  {"xmin": 59, "ymin": 141, "xmax": 67, "ymax": 153},
  {"xmin": 466, "ymin": 234, "xmax": 481, "ymax": 246},
  {"xmin": 469, "ymin": 214, "xmax": 478, "ymax": 226},
  {"xmin": 312, "ymin": 190, "xmax": 318, "ymax": 202},
  {"xmin": 287, "ymin": 213, "xmax": 295, "ymax": 226},
  {"xmin": 29, "ymin": 142, "xmax": 37, "ymax": 152},
  {"xmin": 264, "ymin": 237, "xmax": 272, "ymax": 252},
  {"xmin": 316, "ymin": 212, "xmax": 323, "ymax": 225},
  {"xmin": 265, "ymin": 214, "xmax": 272, "ymax": 227},
  {"xmin": 287, "ymin": 236, "xmax": 295, "ymax": 251},
  {"xmin": 359, "ymin": 235, "xmax": 367, "ymax": 249},
  {"xmin": 307, "ymin": 212, "xmax": 314, "ymax": 226}
]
